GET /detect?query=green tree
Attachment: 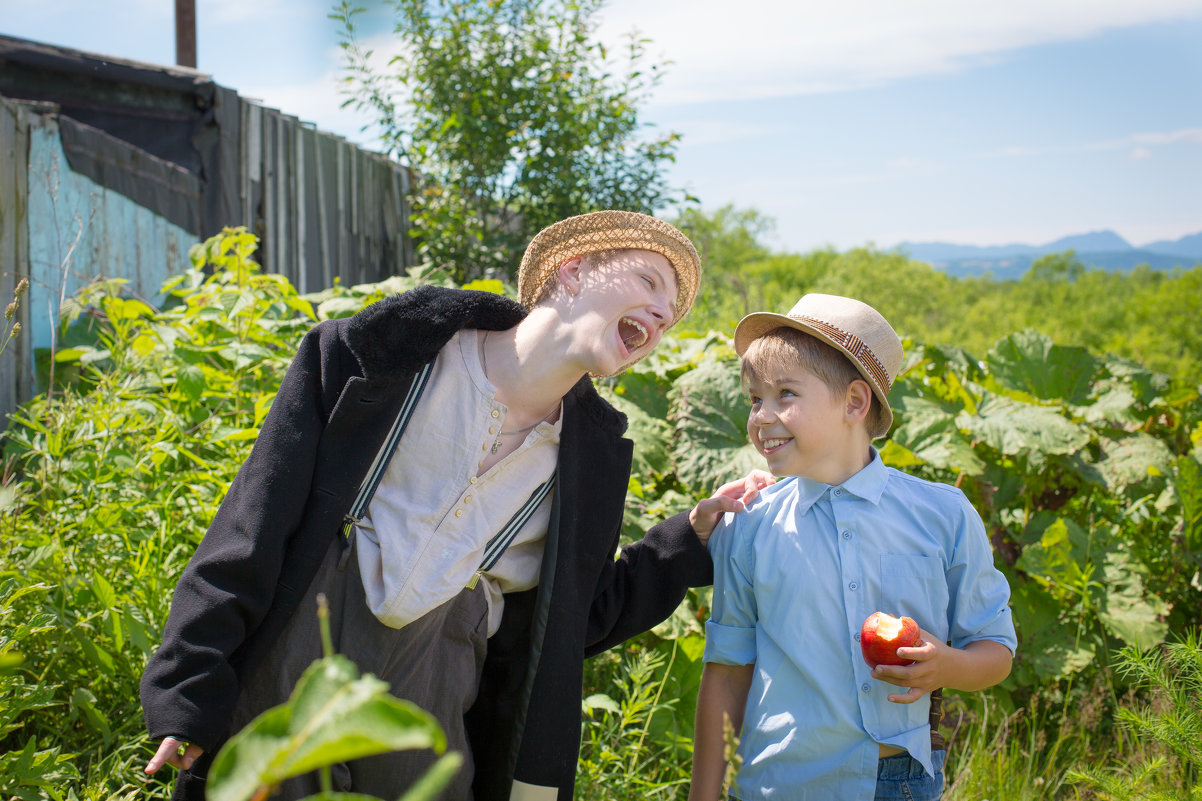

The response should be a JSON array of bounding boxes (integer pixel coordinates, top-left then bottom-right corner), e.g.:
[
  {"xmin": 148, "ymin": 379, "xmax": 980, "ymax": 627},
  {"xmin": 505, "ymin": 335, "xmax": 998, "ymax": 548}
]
[{"xmin": 334, "ymin": 0, "xmax": 684, "ymax": 282}]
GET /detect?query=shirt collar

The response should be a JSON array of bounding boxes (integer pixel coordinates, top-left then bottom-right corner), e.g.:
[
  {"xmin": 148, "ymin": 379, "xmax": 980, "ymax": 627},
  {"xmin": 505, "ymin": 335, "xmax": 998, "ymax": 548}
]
[{"xmin": 790, "ymin": 447, "xmax": 888, "ymax": 514}]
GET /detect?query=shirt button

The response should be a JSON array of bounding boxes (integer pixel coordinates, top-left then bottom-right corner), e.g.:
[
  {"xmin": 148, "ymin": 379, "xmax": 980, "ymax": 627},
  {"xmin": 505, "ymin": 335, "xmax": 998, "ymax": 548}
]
[
  {"xmin": 489, "ymin": 426, "xmax": 496, "ymax": 434},
  {"xmin": 854, "ymin": 632, "xmax": 862, "ymax": 642},
  {"xmin": 455, "ymin": 509, "xmax": 464, "ymax": 518},
  {"xmin": 834, "ymin": 489, "xmax": 843, "ymax": 497},
  {"xmin": 465, "ymin": 494, "xmax": 472, "ymax": 503},
  {"xmin": 491, "ymin": 410, "xmax": 500, "ymax": 418},
  {"xmin": 841, "ymin": 530, "xmax": 852, "ymax": 540},
  {"xmin": 848, "ymin": 581, "xmax": 859, "ymax": 591},
  {"xmin": 470, "ymin": 476, "xmax": 478, "ymax": 484},
  {"xmin": 861, "ymin": 683, "xmax": 871, "ymax": 693}
]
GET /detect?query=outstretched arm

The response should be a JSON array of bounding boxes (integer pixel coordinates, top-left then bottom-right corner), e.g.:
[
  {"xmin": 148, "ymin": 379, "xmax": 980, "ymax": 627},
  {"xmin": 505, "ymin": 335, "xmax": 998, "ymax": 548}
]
[{"xmin": 690, "ymin": 662, "xmax": 754, "ymax": 801}]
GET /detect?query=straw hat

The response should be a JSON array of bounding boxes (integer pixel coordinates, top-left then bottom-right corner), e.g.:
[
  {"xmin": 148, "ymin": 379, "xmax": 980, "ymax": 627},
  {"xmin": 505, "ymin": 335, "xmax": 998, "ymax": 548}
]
[
  {"xmin": 517, "ymin": 210, "xmax": 701, "ymax": 325},
  {"xmin": 734, "ymin": 294, "xmax": 903, "ymax": 439}
]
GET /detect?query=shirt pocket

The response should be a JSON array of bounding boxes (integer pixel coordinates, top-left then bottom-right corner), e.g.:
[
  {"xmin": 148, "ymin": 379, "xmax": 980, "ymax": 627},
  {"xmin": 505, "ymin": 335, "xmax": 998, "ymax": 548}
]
[{"xmin": 879, "ymin": 554, "xmax": 949, "ymax": 637}]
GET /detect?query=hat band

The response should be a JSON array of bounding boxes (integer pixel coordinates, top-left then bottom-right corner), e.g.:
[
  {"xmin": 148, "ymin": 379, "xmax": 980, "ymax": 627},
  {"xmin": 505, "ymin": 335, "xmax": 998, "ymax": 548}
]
[{"xmin": 795, "ymin": 314, "xmax": 892, "ymax": 394}]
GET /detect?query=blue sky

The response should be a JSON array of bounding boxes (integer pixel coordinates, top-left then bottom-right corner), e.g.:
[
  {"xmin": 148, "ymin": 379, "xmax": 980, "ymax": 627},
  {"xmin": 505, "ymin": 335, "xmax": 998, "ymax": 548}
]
[{"xmin": 5, "ymin": 0, "xmax": 1201, "ymax": 253}]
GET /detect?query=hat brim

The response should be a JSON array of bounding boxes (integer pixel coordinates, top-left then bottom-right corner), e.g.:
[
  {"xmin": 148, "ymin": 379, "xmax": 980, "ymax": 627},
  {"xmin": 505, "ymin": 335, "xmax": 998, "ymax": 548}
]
[{"xmin": 734, "ymin": 311, "xmax": 895, "ymax": 439}]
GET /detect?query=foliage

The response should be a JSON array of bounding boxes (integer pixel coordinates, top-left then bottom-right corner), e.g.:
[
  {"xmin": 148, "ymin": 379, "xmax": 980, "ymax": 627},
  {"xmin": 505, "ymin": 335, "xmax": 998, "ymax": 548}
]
[
  {"xmin": 4, "ymin": 227, "xmax": 1202, "ymax": 797},
  {"xmin": 672, "ymin": 207, "xmax": 1202, "ymax": 385},
  {"xmin": 0, "ymin": 228, "xmax": 445, "ymax": 798},
  {"xmin": 576, "ymin": 639, "xmax": 701, "ymax": 800},
  {"xmin": 334, "ymin": 0, "xmax": 684, "ymax": 282},
  {"xmin": 1065, "ymin": 630, "xmax": 1202, "ymax": 800}
]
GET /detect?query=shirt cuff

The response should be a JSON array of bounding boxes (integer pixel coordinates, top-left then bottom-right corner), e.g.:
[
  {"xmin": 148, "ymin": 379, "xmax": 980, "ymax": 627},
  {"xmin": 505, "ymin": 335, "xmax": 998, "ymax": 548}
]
[{"xmin": 704, "ymin": 620, "xmax": 756, "ymax": 665}]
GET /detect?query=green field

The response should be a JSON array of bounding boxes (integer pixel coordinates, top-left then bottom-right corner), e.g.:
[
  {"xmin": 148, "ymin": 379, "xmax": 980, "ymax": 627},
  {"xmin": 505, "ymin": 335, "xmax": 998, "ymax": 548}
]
[{"xmin": 2, "ymin": 228, "xmax": 1199, "ymax": 799}]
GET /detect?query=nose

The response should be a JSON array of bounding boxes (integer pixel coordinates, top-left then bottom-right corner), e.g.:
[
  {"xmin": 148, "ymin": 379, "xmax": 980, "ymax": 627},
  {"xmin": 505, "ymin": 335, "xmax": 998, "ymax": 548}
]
[{"xmin": 749, "ymin": 403, "xmax": 775, "ymax": 425}]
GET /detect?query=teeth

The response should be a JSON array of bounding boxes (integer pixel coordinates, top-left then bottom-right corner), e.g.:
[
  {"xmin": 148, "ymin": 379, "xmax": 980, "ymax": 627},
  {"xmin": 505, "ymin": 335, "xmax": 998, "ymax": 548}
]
[
  {"xmin": 621, "ymin": 317, "xmax": 649, "ymax": 349},
  {"xmin": 762, "ymin": 438, "xmax": 789, "ymax": 449}
]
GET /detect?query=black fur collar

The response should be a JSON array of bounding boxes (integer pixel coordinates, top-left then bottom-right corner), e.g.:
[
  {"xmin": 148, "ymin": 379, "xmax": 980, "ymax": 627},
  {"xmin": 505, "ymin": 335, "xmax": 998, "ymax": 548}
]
[{"xmin": 343, "ymin": 285, "xmax": 627, "ymax": 436}]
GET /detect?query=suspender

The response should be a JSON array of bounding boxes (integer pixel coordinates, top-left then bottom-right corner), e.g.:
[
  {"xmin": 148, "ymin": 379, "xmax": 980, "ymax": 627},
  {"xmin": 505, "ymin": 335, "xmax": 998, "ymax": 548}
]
[
  {"xmin": 338, "ymin": 362, "xmax": 435, "ymax": 568},
  {"xmin": 336, "ymin": 360, "xmax": 557, "ymax": 589},
  {"xmin": 466, "ymin": 474, "xmax": 555, "ymax": 589}
]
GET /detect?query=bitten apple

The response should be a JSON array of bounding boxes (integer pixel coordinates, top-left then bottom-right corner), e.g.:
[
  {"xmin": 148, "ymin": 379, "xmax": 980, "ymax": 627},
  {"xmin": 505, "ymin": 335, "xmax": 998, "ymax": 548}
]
[{"xmin": 860, "ymin": 612, "xmax": 920, "ymax": 668}]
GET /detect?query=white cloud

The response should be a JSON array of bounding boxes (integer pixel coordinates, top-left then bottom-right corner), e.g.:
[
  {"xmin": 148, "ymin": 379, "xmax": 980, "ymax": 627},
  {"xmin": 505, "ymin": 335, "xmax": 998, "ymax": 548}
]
[
  {"xmin": 979, "ymin": 128, "xmax": 1202, "ymax": 160},
  {"xmin": 595, "ymin": 0, "xmax": 1202, "ymax": 105},
  {"xmin": 1132, "ymin": 128, "xmax": 1202, "ymax": 145}
]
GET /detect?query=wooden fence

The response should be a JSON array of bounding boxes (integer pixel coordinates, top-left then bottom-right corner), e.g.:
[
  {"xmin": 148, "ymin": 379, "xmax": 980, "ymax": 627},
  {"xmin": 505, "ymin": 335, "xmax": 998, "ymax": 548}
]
[{"xmin": 0, "ymin": 35, "xmax": 415, "ymax": 427}]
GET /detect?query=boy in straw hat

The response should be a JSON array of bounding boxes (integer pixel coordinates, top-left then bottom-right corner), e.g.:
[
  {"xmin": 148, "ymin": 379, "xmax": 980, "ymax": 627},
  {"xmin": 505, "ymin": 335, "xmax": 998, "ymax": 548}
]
[
  {"xmin": 141, "ymin": 211, "xmax": 768, "ymax": 801},
  {"xmin": 689, "ymin": 294, "xmax": 1016, "ymax": 801}
]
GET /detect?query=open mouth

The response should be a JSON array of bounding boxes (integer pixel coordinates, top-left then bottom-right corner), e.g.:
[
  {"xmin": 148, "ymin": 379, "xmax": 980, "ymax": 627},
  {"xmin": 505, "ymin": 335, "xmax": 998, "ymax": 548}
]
[
  {"xmin": 760, "ymin": 437, "xmax": 791, "ymax": 452},
  {"xmin": 619, "ymin": 317, "xmax": 649, "ymax": 351}
]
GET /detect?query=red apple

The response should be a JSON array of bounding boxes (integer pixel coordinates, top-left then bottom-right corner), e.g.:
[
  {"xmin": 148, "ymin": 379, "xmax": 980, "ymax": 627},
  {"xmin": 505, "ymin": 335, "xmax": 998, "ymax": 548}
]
[{"xmin": 860, "ymin": 612, "xmax": 920, "ymax": 668}]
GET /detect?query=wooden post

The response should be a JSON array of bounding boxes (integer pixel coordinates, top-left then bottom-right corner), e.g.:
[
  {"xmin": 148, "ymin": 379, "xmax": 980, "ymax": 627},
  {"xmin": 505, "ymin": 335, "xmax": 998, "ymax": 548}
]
[{"xmin": 175, "ymin": 0, "xmax": 197, "ymax": 68}]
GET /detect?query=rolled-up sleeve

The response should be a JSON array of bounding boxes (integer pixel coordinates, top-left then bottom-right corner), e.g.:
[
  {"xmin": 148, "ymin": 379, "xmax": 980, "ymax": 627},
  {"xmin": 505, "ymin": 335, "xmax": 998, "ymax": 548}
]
[
  {"xmin": 945, "ymin": 493, "xmax": 1018, "ymax": 653},
  {"xmin": 705, "ymin": 514, "xmax": 759, "ymax": 666}
]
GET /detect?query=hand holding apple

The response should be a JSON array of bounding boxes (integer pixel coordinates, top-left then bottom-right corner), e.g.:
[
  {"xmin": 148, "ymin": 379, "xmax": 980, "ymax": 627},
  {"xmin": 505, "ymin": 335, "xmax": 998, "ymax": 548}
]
[{"xmin": 860, "ymin": 612, "xmax": 921, "ymax": 668}]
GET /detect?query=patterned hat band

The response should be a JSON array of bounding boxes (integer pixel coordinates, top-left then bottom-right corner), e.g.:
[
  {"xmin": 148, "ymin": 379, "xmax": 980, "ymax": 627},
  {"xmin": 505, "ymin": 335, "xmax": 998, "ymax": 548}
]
[
  {"xmin": 794, "ymin": 314, "xmax": 893, "ymax": 394},
  {"xmin": 732, "ymin": 293, "xmax": 904, "ymax": 439}
]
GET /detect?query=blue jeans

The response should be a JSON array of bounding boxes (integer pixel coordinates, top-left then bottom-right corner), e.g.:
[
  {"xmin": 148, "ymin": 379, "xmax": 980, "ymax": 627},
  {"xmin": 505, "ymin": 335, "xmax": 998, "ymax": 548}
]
[{"xmin": 875, "ymin": 749, "xmax": 946, "ymax": 801}]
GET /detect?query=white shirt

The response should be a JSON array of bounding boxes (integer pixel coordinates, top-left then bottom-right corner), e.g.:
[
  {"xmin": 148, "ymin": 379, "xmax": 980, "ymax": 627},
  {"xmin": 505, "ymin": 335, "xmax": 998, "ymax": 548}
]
[{"xmin": 354, "ymin": 329, "xmax": 561, "ymax": 635}]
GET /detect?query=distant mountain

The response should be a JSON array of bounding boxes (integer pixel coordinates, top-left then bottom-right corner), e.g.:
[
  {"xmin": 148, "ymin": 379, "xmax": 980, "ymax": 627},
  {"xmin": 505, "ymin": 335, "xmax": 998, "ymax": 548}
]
[
  {"xmin": 899, "ymin": 229, "xmax": 1202, "ymax": 279},
  {"xmin": 1140, "ymin": 231, "xmax": 1202, "ymax": 260}
]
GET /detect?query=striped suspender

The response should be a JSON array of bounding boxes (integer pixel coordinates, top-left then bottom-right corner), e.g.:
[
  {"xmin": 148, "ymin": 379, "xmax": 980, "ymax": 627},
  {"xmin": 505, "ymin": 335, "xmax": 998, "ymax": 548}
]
[
  {"xmin": 336, "ymin": 359, "xmax": 558, "ymax": 586},
  {"xmin": 466, "ymin": 474, "xmax": 556, "ymax": 589},
  {"xmin": 338, "ymin": 362, "xmax": 434, "ymax": 568}
]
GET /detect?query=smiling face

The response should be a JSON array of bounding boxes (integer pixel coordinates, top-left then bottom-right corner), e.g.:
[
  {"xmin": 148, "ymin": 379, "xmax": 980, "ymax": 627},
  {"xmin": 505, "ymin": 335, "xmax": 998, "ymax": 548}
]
[
  {"xmin": 561, "ymin": 248, "xmax": 680, "ymax": 375},
  {"xmin": 741, "ymin": 328, "xmax": 875, "ymax": 483},
  {"xmin": 744, "ymin": 367, "xmax": 851, "ymax": 480}
]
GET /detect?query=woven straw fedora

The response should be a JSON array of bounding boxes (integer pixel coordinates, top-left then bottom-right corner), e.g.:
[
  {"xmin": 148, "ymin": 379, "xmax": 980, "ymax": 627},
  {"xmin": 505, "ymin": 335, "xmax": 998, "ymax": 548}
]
[
  {"xmin": 734, "ymin": 294, "xmax": 903, "ymax": 439},
  {"xmin": 517, "ymin": 210, "xmax": 701, "ymax": 325}
]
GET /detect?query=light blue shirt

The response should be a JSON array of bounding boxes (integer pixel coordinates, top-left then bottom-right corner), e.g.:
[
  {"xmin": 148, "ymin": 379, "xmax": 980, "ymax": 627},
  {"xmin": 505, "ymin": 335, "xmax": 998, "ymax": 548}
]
[{"xmin": 705, "ymin": 451, "xmax": 1017, "ymax": 801}]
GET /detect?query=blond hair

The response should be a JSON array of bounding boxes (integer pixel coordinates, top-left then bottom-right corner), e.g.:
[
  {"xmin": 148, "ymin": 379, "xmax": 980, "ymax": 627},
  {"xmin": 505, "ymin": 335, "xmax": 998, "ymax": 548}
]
[{"xmin": 740, "ymin": 326, "xmax": 884, "ymax": 435}]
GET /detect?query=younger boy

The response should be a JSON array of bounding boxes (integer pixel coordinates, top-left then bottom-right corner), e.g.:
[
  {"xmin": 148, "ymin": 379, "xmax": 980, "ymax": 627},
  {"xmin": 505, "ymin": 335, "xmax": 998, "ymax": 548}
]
[{"xmin": 690, "ymin": 294, "xmax": 1016, "ymax": 801}]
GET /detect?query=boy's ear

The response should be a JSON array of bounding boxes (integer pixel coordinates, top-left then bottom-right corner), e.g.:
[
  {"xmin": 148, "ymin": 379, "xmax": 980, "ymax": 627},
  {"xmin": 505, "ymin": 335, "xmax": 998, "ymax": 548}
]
[
  {"xmin": 845, "ymin": 379, "xmax": 873, "ymax": 426},
  {"xmin": 556, "ymin": 255, "xmax": 588, "ymax": 297}
]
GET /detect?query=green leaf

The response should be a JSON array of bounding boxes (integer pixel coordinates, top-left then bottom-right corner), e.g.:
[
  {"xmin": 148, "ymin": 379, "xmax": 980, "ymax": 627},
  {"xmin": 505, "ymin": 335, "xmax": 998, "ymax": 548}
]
[
  {"xmin": 669, "ymin": 359, "xmax": 764, "ymax": 492},
  {"xmin": 1015, "ymin": 518, "xmax": 1088, "ymax": 595},
  {"xmin": 890, "ymin": 396, "xmax": 985, "ymax": 474},
  {"xmin": 177, "ymin": 364, "xmax": 206, "ymax": 402},
  {"xmin": 1097, "ymin": 548, "xmax": 1168, "ymax": 650},
  {"xmin": 207, "ymin": 654, "xmax": 446, "ymax": 801},
  {"xmin": 957, "ymin": 394, "xmax": 1090, "ymax": 460},
  {"xmin": 986, "ymin": 330, "xmax": 1099, "ymax": 404},
  {"xmin": 598, "ymin": 386, "xmax": 672, "ymax": 478},
  {"xmin": 583, "ymin": 693, "xmax": 620, "ymax": 714},
  {"xmin": 1176, "ymin": 456, "xmax": 1202, "ymax": 552},
  {"xmin": 1094, "ymin": 434, "xmax": 1173, "ymax": 495}
]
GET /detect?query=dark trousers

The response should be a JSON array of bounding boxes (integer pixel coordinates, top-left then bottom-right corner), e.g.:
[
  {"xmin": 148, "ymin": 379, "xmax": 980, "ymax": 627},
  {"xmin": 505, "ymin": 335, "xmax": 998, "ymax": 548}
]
[{"xmin": 225, "ymin": 536, "xmax": 490, "ymax": 800}]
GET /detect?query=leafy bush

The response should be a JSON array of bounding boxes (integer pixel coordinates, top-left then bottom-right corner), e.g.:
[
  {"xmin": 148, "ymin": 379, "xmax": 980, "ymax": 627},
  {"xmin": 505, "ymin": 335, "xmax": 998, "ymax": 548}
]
[
  {"xmin": 4, "ymin": 227, "xmax": 1200, "ymax": 797},
  {"xmin": 0, "ymin": 229, "xmax": 449, "ymax": 798}
]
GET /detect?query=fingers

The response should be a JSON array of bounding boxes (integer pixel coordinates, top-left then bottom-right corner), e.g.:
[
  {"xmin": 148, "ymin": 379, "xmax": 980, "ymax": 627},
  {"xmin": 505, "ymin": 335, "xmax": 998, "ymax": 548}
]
[
  {"xmin": 183, "ymin": 742, "xmax": 205, "ymax": 768},
  {"xmin": 887, "ymin": 686, "xmax": 927, "ymax": 704},
  {"xmin": 737, "ymin": 470, "xmax": 776, "ymax": 503},
  {"xmin": 145, "ymin": 737, "xmax": 204, "ymax": 775},
  {"xmin": 689, "ymin": 497, "xmax": 745, "ymax": 543}
]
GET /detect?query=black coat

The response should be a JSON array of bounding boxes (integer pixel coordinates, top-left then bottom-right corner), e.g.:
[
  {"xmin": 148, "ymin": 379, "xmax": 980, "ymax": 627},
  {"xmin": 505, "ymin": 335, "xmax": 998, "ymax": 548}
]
[{"xmin": 140, "ymin": 286, "xmax": 713, "ymax": 801}]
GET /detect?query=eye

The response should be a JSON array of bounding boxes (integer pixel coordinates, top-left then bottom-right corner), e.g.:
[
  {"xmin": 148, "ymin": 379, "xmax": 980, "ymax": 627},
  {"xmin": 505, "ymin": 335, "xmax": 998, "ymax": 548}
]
[
  {"xmin": 748, "ymin": 394, "xmax": 762, "ymax": 407},
  {"xmin": 780, "ymin": 388, "xmax": 797, "ymax": 398},
  {"xmin": 641, "ymin": 274, "xmax": 656, "ymax": 289}
]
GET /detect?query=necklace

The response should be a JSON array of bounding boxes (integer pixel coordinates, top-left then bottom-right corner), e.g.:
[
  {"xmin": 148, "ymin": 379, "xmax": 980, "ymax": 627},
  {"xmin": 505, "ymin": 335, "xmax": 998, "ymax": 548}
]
[{"xmin": 482, "ymin": 330, "xmax": 556, "ymax": 455}]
